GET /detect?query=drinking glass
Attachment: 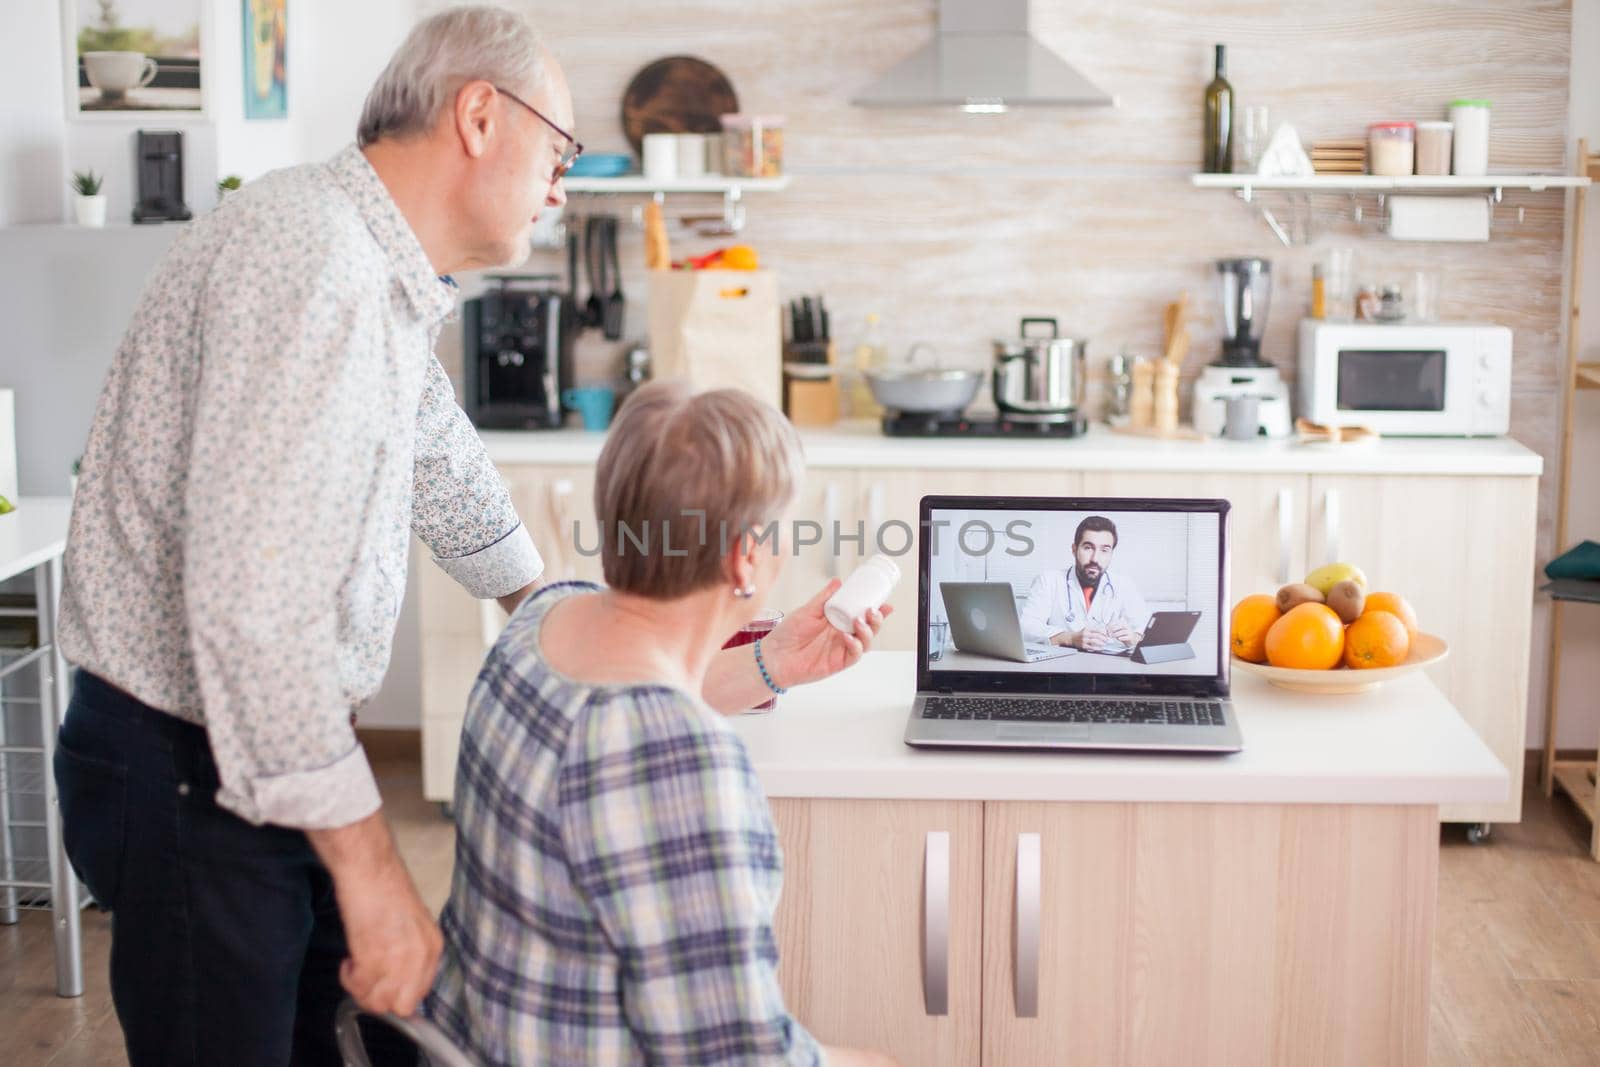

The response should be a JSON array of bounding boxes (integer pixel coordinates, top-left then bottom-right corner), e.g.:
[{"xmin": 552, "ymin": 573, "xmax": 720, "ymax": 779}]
[
  {"xmin": 1238, "ymin": 105, "xmax": 1271, "ymax": 171},
  {"xmin": 1410, "ymin": 270, "xmax": 1440, "ymax": 322},
  {"xmin": 723, "ymin": 609, "xmax": 784, "ymax": 712},
  {"xmin": 1325, "ymin": 247, "xmax": 1356, "ymax": 320}
]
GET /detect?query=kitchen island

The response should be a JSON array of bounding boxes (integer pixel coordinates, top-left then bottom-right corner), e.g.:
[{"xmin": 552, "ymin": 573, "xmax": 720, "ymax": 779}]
[{"xmin": 732, "ymin": 651, "xmax": 1504, "ymax": 1067}]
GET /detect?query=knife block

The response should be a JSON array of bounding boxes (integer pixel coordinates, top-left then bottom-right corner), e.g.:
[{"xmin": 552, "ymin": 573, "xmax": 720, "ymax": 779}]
[{"xmin": 783, "ymin": 340, "xmax": 840, "ymax": 426}]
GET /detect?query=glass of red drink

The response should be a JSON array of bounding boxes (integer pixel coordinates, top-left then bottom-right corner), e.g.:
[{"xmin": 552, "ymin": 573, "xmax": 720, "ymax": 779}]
[{"xmin": 723, "ymin": 608, "xmax": 783, "ymax": 712}]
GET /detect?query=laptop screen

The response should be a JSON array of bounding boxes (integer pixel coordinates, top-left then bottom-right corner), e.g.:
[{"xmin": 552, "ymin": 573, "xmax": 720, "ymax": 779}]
[{"xmin": 919, "ymin": 497, "xmax": 1230, "ymax": 697}]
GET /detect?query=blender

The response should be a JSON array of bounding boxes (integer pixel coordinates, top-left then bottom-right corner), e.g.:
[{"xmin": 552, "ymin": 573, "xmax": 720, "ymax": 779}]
[{"xmin": 1192, "ymin": 257, "xmax": 1293, "ymax": 438}]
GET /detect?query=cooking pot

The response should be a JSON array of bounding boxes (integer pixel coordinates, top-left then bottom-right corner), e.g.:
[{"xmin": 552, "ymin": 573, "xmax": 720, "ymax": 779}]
[
  {"xmin": 992, "ymin": 317, "xmax": 1087, "ymax": 416},
  {"xmin": 865, "ymin": 342, "xmax": 984, "ymax": 415}
]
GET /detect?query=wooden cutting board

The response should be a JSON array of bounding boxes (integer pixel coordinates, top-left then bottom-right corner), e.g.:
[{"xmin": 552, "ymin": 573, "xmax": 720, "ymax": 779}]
[{"xmin": 621, "ymin": 56, "xmax": 740, "ymax": 156}]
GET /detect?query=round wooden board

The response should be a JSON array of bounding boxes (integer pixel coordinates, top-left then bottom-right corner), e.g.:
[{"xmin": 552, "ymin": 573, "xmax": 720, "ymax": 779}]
[{"xmin": 621, "ymin": 56, "xmax": 739, "ymax": 156}]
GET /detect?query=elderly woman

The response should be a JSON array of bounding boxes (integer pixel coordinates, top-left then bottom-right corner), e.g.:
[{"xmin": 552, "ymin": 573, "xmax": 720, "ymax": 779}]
[{"xmin": 426, "ymin": 382, "xmax": 898, "ymax": 1066}]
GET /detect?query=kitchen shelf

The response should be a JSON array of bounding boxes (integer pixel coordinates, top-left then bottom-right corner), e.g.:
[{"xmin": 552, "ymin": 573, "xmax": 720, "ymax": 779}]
[
  {"xmin": 562, "ymin": 175, "xmax": 790, "ymax": 194},
  {"xmin": 561, "ymin": 175, "xmax": 790, "ymax": 236},
  {"xmin": 1192, "ymin": 171, "xmax": 1591, "ymax": 247},
  {"xmin": 1191, "ymin": 173, "xmax": 1590, "ymax": 193}
]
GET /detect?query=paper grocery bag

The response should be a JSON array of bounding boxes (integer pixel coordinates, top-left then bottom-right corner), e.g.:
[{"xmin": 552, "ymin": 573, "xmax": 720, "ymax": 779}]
[{"xmin": 647, "ymin": 270, "xmax": 781, "ymax": 409}]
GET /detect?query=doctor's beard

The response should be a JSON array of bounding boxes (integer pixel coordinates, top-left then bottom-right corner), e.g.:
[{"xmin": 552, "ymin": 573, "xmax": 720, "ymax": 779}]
[{"xmin": 1076, "ymin": 561, "xmax": 1103, "ymax": 585}]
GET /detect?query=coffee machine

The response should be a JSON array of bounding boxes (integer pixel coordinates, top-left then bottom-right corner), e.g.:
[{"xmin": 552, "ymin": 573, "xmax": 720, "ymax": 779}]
[
  {"xmin": 462, "ymin": 277, "xmax": 574, "ymax": 429},
  {"xmin": 1191, "ymin": 257, "xmax": 1293, "ymax": 438}
]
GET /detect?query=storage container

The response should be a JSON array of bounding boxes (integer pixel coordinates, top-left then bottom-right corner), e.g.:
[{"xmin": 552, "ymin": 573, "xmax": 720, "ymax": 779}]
[
  {"xmin": 1449, "ymin": 99, "xmax": 1490, "ymax": 176},
  {"xmin": 1368, "ymin": 122, "xmax": 1416, "ymax": 176},
  {"xmin": 719, "ymin": 114, "xmax": 785, "ymax": 177}
]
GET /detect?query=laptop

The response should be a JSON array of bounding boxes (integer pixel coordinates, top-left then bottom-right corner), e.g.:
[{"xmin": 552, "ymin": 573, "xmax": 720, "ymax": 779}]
[
  {"xmin": 905, "ymin": 495, "xmax": 1243, "ymax": 754},
  {"xmin": 939, "ymin": 581, "xmax": 1076, "ymax": 663}
]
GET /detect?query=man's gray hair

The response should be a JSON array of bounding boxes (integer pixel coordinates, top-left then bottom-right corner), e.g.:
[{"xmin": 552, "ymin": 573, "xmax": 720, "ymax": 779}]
[{"xmin": 357, "ymin": 5, "xmax": 546, "ymax": 147}]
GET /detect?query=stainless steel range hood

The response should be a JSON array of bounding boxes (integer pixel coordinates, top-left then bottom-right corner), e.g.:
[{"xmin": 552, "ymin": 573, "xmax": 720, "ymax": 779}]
[{"xmin": 852, "ymin": 0, "xmax": 1114, "ymax": 111}]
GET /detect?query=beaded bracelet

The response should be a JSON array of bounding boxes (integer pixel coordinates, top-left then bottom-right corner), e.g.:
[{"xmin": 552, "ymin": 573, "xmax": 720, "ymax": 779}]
[{"xmin": 752, "ymin": 638, "xmax": 787, "ymax": 695}]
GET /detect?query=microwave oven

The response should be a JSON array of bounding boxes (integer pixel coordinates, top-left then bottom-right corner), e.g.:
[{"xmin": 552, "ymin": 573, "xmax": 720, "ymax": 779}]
[{"xmin": 1296, "ymin": 320, "xmax": 1511, "ymax": 437}]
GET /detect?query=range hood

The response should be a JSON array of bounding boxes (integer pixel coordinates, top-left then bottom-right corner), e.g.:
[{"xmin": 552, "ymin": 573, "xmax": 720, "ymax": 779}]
[{"xmin": 852, "ymin": 0, "xmax": 1114, "ymax": 112}]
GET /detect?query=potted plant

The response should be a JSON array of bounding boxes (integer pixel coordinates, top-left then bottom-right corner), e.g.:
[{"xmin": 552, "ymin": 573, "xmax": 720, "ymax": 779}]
[
  {"xmin": 71, "ymin": 170, "xmax": 106, "ymax": 227},
  {"xmin": 71, "ymin": 456, "xmax": 82, "ymax": 497},
  {"xmin": 217, "ymin": 175, "xmax": 243, "ymax": 199}
]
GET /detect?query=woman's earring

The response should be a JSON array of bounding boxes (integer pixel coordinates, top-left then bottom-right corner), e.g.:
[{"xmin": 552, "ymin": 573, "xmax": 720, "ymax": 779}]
[{"xmin": 733, "ymin": 584, "xmax": 756, "ymax": 599}]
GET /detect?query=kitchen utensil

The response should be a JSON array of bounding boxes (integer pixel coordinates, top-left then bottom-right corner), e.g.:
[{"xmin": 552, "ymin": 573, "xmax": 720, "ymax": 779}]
[
  {"xmin": 583, "ymin": 216, "xmax": 605, "ymax": 330},
  {"xmin": 1129, "ymin": 358, "xmax": 1154, "ymax": 427},
  {"xmin": 1231, "ymin": 632, "xmax": 1448, "ymax": 694},
  {"xmin": 991, "ymin": 317, "xmax": 1087, "ymax": 417},
  {"xmin": 643, "ymin": 201, "xmax": 670, "ymax": 270},
  {"xmin": 602, "ymin": 217, "xmax": 626, "ymax": 340},
  {"xmin": 1217, "ymin": 258, "xmax": 1271, "ymax": 366},
  {"xmin": 865, "ymin": 343, "xmax": 983, "ymax": 415},
  {"xmin": 562, "ymin": 386, "xmax": 616, "ymax": 431},
  {"xmin": 1163, "ymin": 293, "xmax": 1190, "ymax": 365},
  {"xmin": 1153, "ymin": 361, "xmax": 1180, "ymax": 434},
  {"xmin": 622, "ymin": 56, "xmax": 740, "ymax": 156},
  {"xmin": 1105, "ymin": 350, "xmax": 1132, "ymax": 422}
]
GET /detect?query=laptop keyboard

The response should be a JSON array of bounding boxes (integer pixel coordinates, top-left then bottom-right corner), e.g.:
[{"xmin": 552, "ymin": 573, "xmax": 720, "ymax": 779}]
[{"xmin": 923, "ymin": 697, "xmax": 1226, "ymax": 726}]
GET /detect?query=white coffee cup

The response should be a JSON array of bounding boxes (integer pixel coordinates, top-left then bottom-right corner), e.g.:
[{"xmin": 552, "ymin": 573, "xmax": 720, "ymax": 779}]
[
  {"xmin": 641, "ymin": 133, "xmax": 678, "ymax": 181},
  {"xmin": 675, "ymin": 134, "xmax": 707, "ymax": 178},
  {"xmin": 83, "ymin": 51, "xmax": 158, "ymax": 97}
]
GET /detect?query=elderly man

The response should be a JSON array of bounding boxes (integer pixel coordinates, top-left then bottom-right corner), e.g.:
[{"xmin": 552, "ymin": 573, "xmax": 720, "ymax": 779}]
[{"xmin": 53, "ymin": 8, "xmax": 881, "ymax": 1065}]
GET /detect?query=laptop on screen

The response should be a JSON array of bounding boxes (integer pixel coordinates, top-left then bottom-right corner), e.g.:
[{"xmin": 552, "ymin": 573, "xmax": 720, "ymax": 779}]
[{"xmin": 905, "ymin": 496, "xmax": 1244, "ymax": 754}]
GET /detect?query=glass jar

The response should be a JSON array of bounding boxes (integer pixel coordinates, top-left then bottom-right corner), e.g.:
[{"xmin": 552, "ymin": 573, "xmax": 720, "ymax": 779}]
[
  {"xmin": 1449, "ymin": 99, "xmax": 1491, "ymax": 176},
  {"xmin": 1368, "ymin": 122, "xmax": 1416, "ymax": 176},
  {"xmin": 1414, "ymin": 121, "xmax": 1453, "ymax": 176},
  {"xmin": 719, "ymin": 114, "xmax": 785, "ymax": 178}
]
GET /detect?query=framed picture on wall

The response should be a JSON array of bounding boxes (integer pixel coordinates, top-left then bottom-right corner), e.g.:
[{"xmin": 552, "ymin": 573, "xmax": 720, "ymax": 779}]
[
  {"xmin": 62, "ymin": 0, "xmax": 209, "ymax": 117},
  {"xmin": 243, "ymin": 0, "xmax": 286, "ymax": 120}
]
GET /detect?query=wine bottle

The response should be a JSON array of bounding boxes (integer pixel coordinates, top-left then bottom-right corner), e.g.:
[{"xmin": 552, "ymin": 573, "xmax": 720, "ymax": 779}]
[{"xmin": 1203, "ymin": 44, "xmax": 1233, "ymax": 173}]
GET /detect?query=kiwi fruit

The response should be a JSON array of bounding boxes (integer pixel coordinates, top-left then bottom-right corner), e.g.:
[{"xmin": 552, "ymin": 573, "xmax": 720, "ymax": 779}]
[
  {"xmin": 1326, "ymin": 579, "xmax": 1366, "ymax": 624},
  {"xmin": 1276, "ymin": 583, "xmax": 1325, "ymax": 613}
]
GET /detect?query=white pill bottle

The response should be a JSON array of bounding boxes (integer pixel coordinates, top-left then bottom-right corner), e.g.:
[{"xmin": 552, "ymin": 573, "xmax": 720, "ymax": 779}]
[{"xmin": 825, "ymin": 554, "xmax": 901, "ymax": 633}]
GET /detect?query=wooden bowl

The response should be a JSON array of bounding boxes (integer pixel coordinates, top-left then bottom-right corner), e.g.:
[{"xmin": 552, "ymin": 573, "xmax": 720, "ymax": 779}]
[{"xmin": 1231, "ymin": 632, "xmax": 1449, "ymax": 694}]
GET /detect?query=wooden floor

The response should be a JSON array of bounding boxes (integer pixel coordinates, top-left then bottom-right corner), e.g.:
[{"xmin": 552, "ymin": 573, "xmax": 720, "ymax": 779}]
[{"xmin": 5, "ymin": 749, "xmax": 1600, "ymax": 1066}]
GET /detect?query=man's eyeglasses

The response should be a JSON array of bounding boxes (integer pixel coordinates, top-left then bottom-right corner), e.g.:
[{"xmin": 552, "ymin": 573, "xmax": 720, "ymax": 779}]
[{"xmin": 495, "ymin": 86, "xmax": 583, "ymax": 181}]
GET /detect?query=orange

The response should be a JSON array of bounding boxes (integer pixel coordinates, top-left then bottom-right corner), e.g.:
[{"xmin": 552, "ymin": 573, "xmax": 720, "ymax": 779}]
[
  {"xmin": 1264, "ymin": 603, "xmax": 1345, "ymax": 670},
  {"xmin": 1230, "ymin": 594, "xmax": 1282, "ymax": 663},
  {"xmin": 1344, "ymin": 610, "xmax": 1411, "ymax": 669},
  {"xmin": 719, "ymin": 245, "xmax": 760, "ymax": 270},
  {"xmin": 1362, "ymin": 592, "xmax": 1418, "ymax": 640}
]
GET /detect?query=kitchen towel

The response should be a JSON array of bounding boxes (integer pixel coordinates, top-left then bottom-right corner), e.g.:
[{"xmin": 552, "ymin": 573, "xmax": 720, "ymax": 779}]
[
  {"xmin": 1545, "ymin": 540, "xmax": 1600, "ymax": 581},
  {"xmin": 647, "ymin": 270, "xmax": 781, "ymax": 408},
  {"xmin": 1386, "ymin": 195, "xmax": 1490, "ymax": 242}
]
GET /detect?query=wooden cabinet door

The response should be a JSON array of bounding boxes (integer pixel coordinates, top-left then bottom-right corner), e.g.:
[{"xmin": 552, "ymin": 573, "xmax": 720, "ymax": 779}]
[
  {"xmin": 1080, "ymin": 471, "xmax": 1311, "ymax": 606},
  {"xmin": 769, "ymin": 798, "xmax": 983, "ymax": 1067},
  {"xmin": 1307, "ymin": 474, "xmax": 1537, "ymax": 824},
  {"xmin": 981, "ymin": 801, "xmax": 1436, "ymax": 1067},
  {"xmin": 504, "ymin": 464, "xmax": 604, "ymax": 589},
  {"xmin": 853, "ymin": 469, "xmax": 1085, "ymax": 651}
]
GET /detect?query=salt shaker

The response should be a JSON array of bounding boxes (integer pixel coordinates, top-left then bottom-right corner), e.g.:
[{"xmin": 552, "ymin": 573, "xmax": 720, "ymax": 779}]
[{"xmin": 825, "ymin": 554, "xmax": 901, "ymax": 634}]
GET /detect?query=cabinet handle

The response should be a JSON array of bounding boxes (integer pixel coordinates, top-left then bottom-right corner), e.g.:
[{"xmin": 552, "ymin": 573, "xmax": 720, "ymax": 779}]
[
  {"xmin": 1276, "ymin": 488, "xmax": 1294, "ymax": 585},
  {"xmin": 822, "ymin": 482, "xmax": 841, "ymax": 579},
  {"xmin": 1323, "ymin": 488, "xmax": 1341, "ymax": 565},
  {"xmin": 922, "ymin": 830, "xmax": 950, "ymax": 1016},
  {"xmin": 1015, "ymin": 832, "xmax": 1041, "ymax": 1018}
]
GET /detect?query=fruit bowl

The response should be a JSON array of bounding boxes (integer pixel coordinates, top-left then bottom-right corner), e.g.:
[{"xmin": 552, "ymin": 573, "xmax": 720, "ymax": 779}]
[{"xmin": 1231, "ymin": 633, "xmax": 1449, "ymax": 695}]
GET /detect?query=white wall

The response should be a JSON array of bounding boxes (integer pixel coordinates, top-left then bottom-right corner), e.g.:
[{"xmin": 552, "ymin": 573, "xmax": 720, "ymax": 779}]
[
  {"xmin": 1546, "ymin": 2, "xmax": 1600, "ymax": 751},
  {"xmin": 0, "ymin": 4, "xmax": 68, "ymax": 225}
]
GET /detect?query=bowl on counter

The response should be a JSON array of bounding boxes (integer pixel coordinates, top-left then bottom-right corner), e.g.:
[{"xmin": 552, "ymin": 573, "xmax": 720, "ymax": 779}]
[
  {"xmin": 1231, "ymin": 632, "xmax": 1449, "ymax": 695},
  {"xmin": 863, "ymin": 341, "xmax": 984, "ymax": 415}
]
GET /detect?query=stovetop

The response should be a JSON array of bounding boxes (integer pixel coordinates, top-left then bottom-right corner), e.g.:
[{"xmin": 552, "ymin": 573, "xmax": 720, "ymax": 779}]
[{"xmin": 881, "ymin": 411, "xmax": 1089, "ymax": 438}]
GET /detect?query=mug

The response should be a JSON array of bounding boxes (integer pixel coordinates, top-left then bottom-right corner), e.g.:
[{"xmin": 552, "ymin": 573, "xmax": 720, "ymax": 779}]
[
  {"xmin": 641, "ymin": 133, "xmax": 678, "ymax": 181},
  {"xmin": 83, "ymin": 51, "xmax": 158, "ymax": 97},
  {"xmin": 562, "ymin": 386, "xmax": 615, "ymax": 431},
  {"xmin": 1222, "ymin": 394, "xmax": 1261, "ymax": 441}
]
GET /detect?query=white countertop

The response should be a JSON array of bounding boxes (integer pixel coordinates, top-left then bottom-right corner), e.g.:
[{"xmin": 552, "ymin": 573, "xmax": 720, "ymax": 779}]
[
  {"xmin": 480, "ymin": 421, "xmax": 1543, "ymax": 476},
  {"xmin": 727, "ymin": 651, "xmax": 1508, "ymax": 806},
  {"xmin": 0, "ymin": 497, "xmax": 72, "ymax": 583}
]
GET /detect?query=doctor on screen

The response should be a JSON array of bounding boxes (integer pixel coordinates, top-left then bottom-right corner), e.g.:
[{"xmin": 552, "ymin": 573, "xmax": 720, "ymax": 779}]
[{"xmin": 1018, "ymin": 515, "xmax": 1150, "ymax": 652}]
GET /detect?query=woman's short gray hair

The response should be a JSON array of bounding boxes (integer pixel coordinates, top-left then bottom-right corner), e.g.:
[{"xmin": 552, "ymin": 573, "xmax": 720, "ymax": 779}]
[
  {"xmin": 357, "ymin": 5, "xmax": 546, "ymax": 147},
  {"xmin": 594, "ymin": 381, "xmax": 805, "ymax": 600}
]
